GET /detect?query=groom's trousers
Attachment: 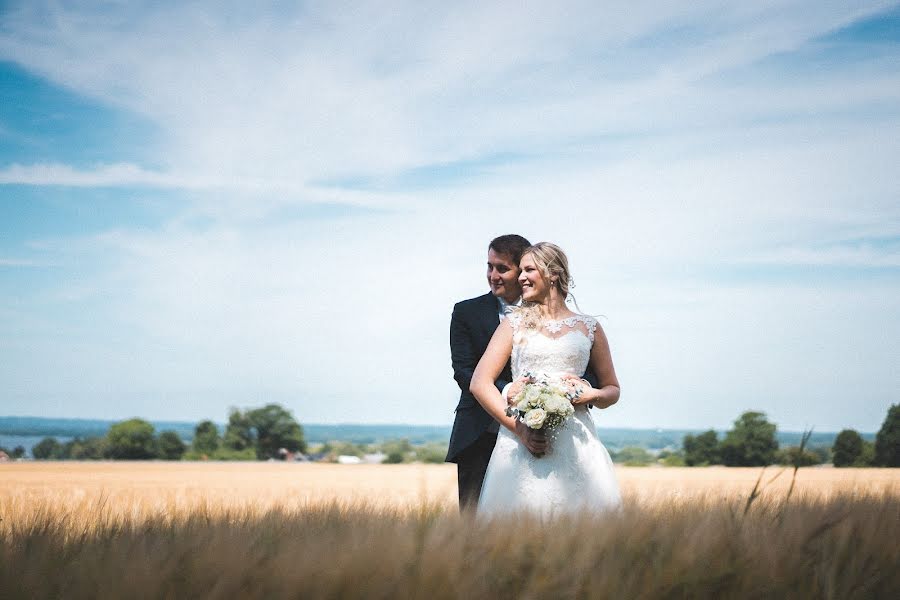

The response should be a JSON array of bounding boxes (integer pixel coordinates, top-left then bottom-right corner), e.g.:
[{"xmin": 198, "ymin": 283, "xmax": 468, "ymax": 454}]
[{"xmin": 456, "ymin": 431, "xmax": 498, "ymax": 512}]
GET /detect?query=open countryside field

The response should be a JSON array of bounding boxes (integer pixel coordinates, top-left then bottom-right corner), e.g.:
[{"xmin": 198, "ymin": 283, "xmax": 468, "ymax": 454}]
[
  {"xmin": 2, "ymin": 463, "xmax": 899, "ymax": 598},
  {"xmin": 2, "ymin": 462, "xmax": 899, "ymax": 515}
]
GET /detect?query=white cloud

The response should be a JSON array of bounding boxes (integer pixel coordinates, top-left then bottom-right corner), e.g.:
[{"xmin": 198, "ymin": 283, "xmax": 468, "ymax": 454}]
[
  {"xmin": 0, "ymin": 258, "xmax": 55, "ymax": 267},
  {"xmin": 740, "ymin": 245, "xmax": 900, "ymax": 268},
  {"xmin": 1, "ymin": 1, "xmax": 898, "ymax": 430},
  {"xmin": 2, "ymin": 1, "xmax": 896, "ymax": 182},
  {"xmin": 0, "ymin": 162, "xmax": 202, "ymax": 188}
]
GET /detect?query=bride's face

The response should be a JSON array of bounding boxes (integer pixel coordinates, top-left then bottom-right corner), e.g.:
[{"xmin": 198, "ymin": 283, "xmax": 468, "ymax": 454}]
[{"xmin": 518, "ymin": 253, "xmax": 549, "ymax": 302}]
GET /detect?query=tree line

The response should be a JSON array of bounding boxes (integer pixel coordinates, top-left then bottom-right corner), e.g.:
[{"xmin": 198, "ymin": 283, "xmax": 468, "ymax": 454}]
[
  {"xmin": 7, "ymin": 403, "xmax": 898, "ymax": 467},
  {"xmin": 21, "ymin": 403, "xmax": 305, "ymax": 461},
  {"xmin": 681, "ymin": 405, "xmax": 899, "ymax": 468}
]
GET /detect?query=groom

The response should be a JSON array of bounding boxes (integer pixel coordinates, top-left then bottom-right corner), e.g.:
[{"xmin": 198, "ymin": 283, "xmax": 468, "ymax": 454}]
[{"xmin": 446, "ymin": 234, "xmax": 545, "ymax": 512}]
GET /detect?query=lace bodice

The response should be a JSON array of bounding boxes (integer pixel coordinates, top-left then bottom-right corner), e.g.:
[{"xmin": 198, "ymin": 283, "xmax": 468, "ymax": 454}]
[
  {"xmin": 507, "ymin": 313, "xmax": 597, "ymax": 379},
  {"xmin": 480, "ymin": 310, "xmax": 620, "ymax": 519}
]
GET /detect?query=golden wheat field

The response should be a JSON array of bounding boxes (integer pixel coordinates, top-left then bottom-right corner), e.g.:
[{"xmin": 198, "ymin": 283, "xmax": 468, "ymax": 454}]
[
  {"xmin": 2, "ymin": 462, "xmax": 899, "ymax": 515},
  {"xmin": 2, "ymin": 462, "xmax": 899, "ymax": 599}
]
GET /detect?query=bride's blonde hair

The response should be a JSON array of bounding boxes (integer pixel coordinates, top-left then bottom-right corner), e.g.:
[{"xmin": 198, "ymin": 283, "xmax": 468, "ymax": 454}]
[
  {"xmin": 525, "ymin": 242, "xmax": 574, "ymax": 298},
  {"xmin": 517, "ymin": 242, "xmax": 581, "ymax": 329}
]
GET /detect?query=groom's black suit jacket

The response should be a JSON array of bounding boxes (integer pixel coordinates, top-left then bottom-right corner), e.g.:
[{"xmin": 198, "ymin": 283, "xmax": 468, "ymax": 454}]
[{"xmin": 446, "ymin": 292, "xmax": 510, "ymax": 463}]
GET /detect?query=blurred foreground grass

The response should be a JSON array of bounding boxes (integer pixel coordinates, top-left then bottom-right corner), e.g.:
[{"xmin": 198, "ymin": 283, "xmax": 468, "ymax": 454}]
[{"xmin": 1, "ymin": 463, "xmax": 898, "ymax": 598}]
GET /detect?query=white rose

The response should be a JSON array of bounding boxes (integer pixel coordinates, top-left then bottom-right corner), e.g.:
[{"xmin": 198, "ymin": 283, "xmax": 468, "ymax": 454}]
[
  {"xmin": 524, "ymin": 408, "xmax": 547, "ymax": 429},
  {"xmin": 544, "ymin": 396, "xmax": 569, "ymax": 414},
  {"xmin": 538, "ymin": 390, "xmax": 556, "ymax": 407},
  {"xmin": 524, "ymin": 385, "xmax": 541, "ymax": 404},
  {"xmin": 547, "ymin": 381, "xmax": 568, "ymax": 395}
]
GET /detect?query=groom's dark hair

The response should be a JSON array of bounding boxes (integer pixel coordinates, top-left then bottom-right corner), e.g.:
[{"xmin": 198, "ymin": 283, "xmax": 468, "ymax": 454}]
[{"xmin": 489, "ymin": 234, "xmax": 531, "ymax": 265}]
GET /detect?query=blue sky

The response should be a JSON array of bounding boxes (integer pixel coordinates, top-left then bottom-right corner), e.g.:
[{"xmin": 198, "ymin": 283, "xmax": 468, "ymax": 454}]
[{"xmin": 1, "ymin": 1, "xmax": 898, "ymax": 431}]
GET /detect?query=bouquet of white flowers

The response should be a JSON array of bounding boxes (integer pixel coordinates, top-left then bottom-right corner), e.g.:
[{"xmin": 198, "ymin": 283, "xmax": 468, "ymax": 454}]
[{"xmin": 505, "ymin": 372, "xmax": 577, "ymax": 432}]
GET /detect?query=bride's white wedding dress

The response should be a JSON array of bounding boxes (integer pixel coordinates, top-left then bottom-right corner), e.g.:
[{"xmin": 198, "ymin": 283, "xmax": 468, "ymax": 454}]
[{"xmin": 478, "ymin": 313, "xmax": 621, "ymax": 518}]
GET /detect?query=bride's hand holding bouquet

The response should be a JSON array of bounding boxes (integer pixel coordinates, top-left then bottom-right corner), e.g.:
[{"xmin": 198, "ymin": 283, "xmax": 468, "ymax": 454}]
[{"xmin": 505, "ymin": 372, "xmax": 578, "ymax": 456}]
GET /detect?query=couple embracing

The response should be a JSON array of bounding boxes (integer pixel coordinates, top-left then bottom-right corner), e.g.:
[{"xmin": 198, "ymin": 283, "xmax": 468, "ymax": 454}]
[{"xmin": 447, "ymin": 235, "xmax": 622, "ymax": 518}]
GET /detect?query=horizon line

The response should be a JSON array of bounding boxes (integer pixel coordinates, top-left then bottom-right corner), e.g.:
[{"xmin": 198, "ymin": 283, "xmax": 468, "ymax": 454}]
[{"xmin": 0, "ymin": 415, "xmax": 873, "ymax": 435}]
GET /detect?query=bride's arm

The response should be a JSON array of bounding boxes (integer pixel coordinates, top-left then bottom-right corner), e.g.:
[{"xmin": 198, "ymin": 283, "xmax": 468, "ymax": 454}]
[
  {"xmin": 470, "ymin": 321, "xmax": 518, "ymax": 431},
  {"xmin": 471, "ymin": 322, "xmax": 548, "ymax": 456},
  {"xmin": 575, "ymin": 323, "xmax": 620, "ymax": 409}
]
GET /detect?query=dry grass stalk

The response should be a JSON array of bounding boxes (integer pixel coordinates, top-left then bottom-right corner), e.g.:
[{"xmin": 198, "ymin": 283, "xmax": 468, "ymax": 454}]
[
  {"xmin": 1, "ymin": 493, "xmax": 898, "ymax": 599},
  {"xmin": 2, "ymin": 463, "xmax": 899, "ymax": 598}
]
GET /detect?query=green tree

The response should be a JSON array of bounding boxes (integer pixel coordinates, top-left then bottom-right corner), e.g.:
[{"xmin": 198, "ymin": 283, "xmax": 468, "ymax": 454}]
[
  {"xmin": 776, "ymin": 446, "xmax": 820, "ymax": 467},
  {"xmin": 208, "ymin": 447, "xmax": 257, "ymax": 461},
  {"xmin": 660, "ymin": 453, "xmax": 686, "ymax": 467},
  {"xmin": 683, "ymin": 430, "xmax": 720, "ymax": 466},
  {"xmin": 0, "ymin": 445, "xmax": 26, "ymax": 459},
  {"xmin": 719, "ymin": 411, "xmax": 778, "ymax": 467},
  {"xmin": 381, "ymin": 439, "xmax": 413, "ymax": 459},
  {"xmin": 66, "ymin": 436, "xmax": 107, "ymax": 460},
  {"xmin": 613, "ymin": 446, "xmax": 654, "ymax": 466},
  {"xmin": 223, "ymin": 409, "xmax": 253, "ymax": 451},
  {"xmin": 809, "ymin": 445, "xmax": 831, "ymax": 464},
  {"xmin": 335, "ymin": 442, "xmax": 366, "ymax": 457},
  {"xmin": 106, "ymin": 418, "xmax": 158, "ymax": 459},
  {"xmin": 32, "ymin": 437, "xmax": 64, "ymax": 459},
  {"xmin": 383, "ymin": 451, "xmax": 405, "ymax": 464},
  {"xmin": 246, "ymin": 404, "xmax": 306, "ymax": 460},
  {"xmin": 415, "ymin": 442, "xmax": 448, "ymax": 464},
  {"xmin": 859, "ymin": 440, "xmax": 876, "ymax": 467},
  {"xmin": 158, "ymin": 430, "xmax": 187, "ymax": 460},
  {"xmin": 192, "ymin": 420, "xmax": 220, "ymax": 455},
  {"xmin": 874, "ymin": 404, "xmax": 900, "ymax": 467},
  {"xmin": 832, "ymin": 429, "xmax": 864, "ymax": 467}
]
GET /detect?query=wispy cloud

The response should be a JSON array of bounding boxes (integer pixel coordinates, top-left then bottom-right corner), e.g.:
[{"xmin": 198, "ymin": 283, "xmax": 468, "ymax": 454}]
[
  {"xmin": 2, "ymin": 1, "xmax": 897, "ymax": 183},
  {"xmin": 741, "ymin": 245, "xmax": 900, "ymax": 268},
  {"xmin": 1, "ymin": 1, "xmax": 898, "ymax": 430},
  {"xmin": 0, "ymin": 161, "xmax": 315, "ymax": 194},
  {"xmin": 0, "ymin": 163, "xmax": 414, "ymax": 217},
  {"xmin": 0, "ymin": 162, "xmax": 202, "ymax": 188},
  {"xmin": 0, "ymin": 257, "xmax": 56, "ymax": 267}
]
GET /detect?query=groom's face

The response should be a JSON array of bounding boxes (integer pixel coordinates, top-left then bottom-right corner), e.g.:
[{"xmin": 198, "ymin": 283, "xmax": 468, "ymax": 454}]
[{"xmin": 487, "ymin": 248, "xmax": 522, "ymax": 304}]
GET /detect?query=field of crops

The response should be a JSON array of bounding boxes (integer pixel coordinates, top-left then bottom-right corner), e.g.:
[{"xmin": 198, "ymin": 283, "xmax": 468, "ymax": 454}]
[
  {"xmin": 2, "ymin": 463, "xmax": 898, "ymax": 598},
  {"xmin": 5, "ymin": 462, "xmax": 897, "ymax": 509}
]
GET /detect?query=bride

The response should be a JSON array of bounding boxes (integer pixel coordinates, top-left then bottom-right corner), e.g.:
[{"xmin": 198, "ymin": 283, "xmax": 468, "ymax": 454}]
[{"xmin": 470, "ymin": 242, "xmax": 622, "ymax": 517}]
